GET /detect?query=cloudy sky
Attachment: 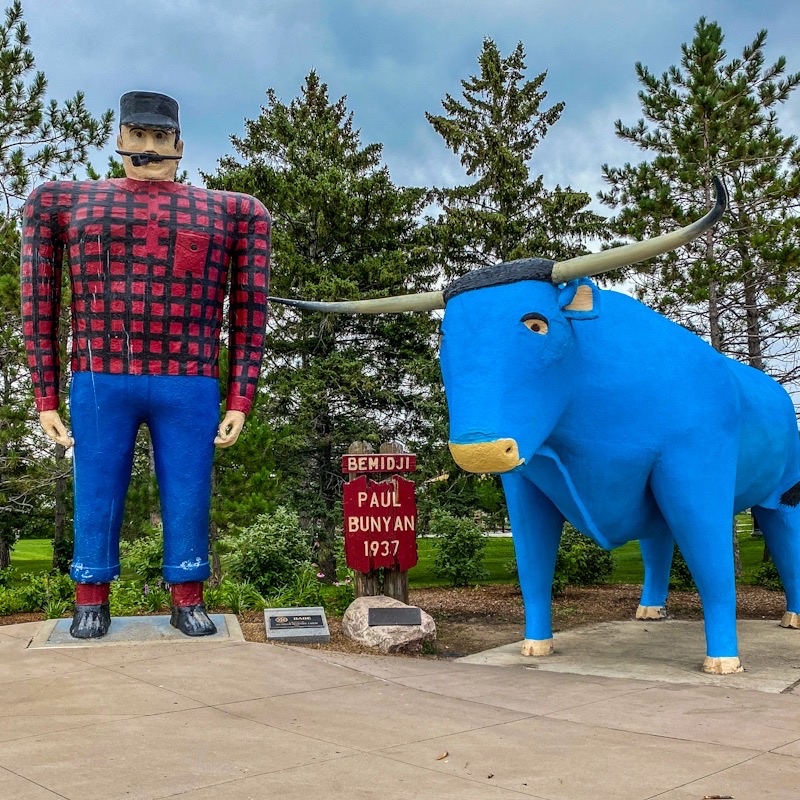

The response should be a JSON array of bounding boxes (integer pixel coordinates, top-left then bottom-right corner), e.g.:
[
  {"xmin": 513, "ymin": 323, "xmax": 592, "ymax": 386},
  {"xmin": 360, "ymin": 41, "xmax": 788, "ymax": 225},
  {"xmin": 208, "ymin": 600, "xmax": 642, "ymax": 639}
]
[{"xmin": 21, "ymin": 0, "xmax": 800, "ymax": 214}]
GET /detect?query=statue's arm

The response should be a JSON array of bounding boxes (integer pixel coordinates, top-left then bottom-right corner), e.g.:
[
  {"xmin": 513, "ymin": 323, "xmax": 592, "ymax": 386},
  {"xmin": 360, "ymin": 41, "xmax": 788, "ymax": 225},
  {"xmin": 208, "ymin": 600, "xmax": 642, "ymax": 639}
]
[
  {"xmin": 21, "ymin": 183, "xmax": 67, "ymax": 418},
  {"xmin": 218, "ymin": 197, "xmax": 272, "ymax": 448}
]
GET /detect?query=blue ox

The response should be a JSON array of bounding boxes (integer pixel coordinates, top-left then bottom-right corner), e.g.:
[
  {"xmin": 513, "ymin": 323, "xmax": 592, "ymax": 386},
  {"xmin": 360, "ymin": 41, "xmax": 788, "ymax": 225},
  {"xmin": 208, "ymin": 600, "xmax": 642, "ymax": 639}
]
[{"xmin": 274, "ymin": 179, "xmax": 800, "ymax": 674}]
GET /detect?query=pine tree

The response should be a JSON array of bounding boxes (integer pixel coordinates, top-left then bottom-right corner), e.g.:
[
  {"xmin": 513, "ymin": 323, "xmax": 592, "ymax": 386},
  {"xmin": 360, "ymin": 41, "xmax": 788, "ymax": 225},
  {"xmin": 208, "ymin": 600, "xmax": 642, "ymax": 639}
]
[
  {"xmin": 600, "ymin": 18, "xmax": 800, "ymax": 388},
  {"xmin": 0, "ymin": 1, "xmax": 113, "ymax": 213},
  {"xmin": 426, "ymin": 38, "xmax": 608, "ymax": 277},
  {"xmin": 205, "ymin": 72, "xmax": 440, "ymax": 578},
  {"xmin": 424, "ymin": 38, "xmax": 609, "ymax": 520},
  {"xmin": 0, "ymin": 0, "xmax": 112, "ymax": 569}
]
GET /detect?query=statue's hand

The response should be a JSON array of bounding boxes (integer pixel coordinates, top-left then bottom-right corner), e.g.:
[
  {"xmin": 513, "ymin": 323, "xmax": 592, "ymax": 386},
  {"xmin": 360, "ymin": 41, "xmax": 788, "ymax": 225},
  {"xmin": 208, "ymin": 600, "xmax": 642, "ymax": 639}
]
[
  {"xmin": 39, "ymin": 410, "xmax": 74, "ymax": 448},
  {"xmin": 214, "ymin": 410, "xmax": 246, "ymax": 449}
]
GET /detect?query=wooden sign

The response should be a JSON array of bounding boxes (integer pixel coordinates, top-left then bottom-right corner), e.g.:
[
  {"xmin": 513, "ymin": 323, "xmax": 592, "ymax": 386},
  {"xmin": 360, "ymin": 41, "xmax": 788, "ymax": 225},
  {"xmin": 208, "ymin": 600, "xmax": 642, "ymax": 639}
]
[
  {"xmin": 342, "ymin": 474, "xmax": 418, "ymax": 573},
  {"xmin": 341, "ymin": 453, "xmax": 416, "ymax": 474}
]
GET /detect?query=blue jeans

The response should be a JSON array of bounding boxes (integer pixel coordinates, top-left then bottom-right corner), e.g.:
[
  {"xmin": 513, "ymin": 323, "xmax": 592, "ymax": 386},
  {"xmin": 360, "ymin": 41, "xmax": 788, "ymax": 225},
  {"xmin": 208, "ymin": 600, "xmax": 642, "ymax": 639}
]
[{"xmin": 69, "ymin": 373, "xmax": 219, "ymax": 584}]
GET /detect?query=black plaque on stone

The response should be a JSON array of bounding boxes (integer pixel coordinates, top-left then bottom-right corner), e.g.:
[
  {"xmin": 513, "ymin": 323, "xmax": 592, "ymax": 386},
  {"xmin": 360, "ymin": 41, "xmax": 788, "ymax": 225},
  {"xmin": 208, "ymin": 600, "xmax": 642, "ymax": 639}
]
[
  {"xmin": 368, "ymin": 607, "xmax": 422, "ymax": 627},
  {"xmin": 269, "ymin": 614, "xmax": 324, "ymax": 630}
]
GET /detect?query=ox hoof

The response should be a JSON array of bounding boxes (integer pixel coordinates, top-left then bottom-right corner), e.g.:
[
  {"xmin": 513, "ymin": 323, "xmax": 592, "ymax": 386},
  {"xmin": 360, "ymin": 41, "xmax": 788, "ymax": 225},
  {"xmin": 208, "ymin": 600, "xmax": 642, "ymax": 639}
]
[
  {"xmin": 780, "ymin": 612, "xmax": 800, "ymax": 629},
  {"xmin": 702, "ymin": 656, "xmax": 744, "ymax": 675},
  {"xmin": 635, "ymin": 605, "xmax": 667, "ymax": 620},
  {"xmin": 521, "ymin": 638, "xmax": 554, "ymax": 656}
]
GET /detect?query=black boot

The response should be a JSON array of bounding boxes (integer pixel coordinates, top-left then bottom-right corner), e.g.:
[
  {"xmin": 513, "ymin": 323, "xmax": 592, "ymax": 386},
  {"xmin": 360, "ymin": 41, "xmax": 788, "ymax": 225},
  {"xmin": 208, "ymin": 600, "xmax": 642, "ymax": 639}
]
[
  {"xmin": 170, "ymin": 603, "xmax": 217, "ymax": 636},
  {"xmin": 70, "ymin": 603, "xmax": 111, "ymax": 639}
]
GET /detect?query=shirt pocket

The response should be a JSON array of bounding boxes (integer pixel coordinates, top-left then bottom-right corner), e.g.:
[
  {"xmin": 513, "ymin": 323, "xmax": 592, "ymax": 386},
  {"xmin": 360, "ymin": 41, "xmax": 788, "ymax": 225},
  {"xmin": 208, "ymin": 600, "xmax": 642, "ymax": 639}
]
[{"xmin": 174, "ymin": 230, "xmax": 210, "ymax": 277}]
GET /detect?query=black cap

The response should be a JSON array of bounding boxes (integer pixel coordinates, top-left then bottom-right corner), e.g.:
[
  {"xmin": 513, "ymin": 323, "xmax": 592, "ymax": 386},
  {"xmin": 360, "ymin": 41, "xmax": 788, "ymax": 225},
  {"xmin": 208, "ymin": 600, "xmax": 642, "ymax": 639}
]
[{"xmin": 119, "ymin": 91, "xmax": 180, "ymax": 134}]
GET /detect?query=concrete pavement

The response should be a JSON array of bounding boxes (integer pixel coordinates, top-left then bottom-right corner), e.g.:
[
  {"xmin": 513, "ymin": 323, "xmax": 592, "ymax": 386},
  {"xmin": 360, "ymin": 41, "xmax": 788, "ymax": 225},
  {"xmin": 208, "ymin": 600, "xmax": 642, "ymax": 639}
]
[{"xmin": 1, "ymin": 617, "xmax": 800, "ymax": 799}]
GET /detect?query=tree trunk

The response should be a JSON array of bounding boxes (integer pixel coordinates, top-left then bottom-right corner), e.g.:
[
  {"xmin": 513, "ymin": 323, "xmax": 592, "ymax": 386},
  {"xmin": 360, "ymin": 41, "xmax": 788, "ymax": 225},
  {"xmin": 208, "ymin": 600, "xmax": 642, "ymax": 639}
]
[{"xmin": 0, "ymin": 538, "xmax": 9, "ymax": 570}]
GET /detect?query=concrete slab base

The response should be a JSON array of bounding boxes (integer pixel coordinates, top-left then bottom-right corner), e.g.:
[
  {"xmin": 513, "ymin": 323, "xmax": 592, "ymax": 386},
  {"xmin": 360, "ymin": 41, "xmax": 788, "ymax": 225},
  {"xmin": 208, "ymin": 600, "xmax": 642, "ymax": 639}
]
[
  {"xmin": 28, "ymin": 614, "xmax": 243, "ymax": 649},
  {"xmin": 457, "ymin": 619, "xmax": 800, "ymax": 693}
]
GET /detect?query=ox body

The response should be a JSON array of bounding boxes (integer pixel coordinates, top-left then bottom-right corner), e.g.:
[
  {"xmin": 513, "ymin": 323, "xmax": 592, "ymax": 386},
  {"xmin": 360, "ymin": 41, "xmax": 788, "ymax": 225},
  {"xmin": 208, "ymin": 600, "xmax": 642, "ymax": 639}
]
[
  {"xmin": 442, "ymin": 268, "xmax": 800, "ymax": 671},
  {"xmin": 272, "ymin": 178, "xmax": 800, "ymax": 673}
]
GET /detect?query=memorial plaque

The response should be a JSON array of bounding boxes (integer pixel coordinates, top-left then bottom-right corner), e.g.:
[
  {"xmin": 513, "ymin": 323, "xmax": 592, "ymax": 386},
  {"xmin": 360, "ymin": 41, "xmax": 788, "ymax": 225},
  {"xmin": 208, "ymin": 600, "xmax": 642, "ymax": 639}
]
[
  {"xmin": 368, "ymin": 607, "xmax": 422, "ymax": 627},
  {"xmin": 269, "ymin": 614, "xmax": 325, "ymax": 630},
  {"xmin": 264, "ymin": 606, "xmax": 330, "ymax": 644}
]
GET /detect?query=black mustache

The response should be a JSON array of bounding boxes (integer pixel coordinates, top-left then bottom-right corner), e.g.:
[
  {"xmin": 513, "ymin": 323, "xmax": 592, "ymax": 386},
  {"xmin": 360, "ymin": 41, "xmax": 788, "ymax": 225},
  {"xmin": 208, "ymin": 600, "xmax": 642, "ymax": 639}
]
[{"xmin": 115, "ymin": 150, "xmax": 182, "ymax": 167}]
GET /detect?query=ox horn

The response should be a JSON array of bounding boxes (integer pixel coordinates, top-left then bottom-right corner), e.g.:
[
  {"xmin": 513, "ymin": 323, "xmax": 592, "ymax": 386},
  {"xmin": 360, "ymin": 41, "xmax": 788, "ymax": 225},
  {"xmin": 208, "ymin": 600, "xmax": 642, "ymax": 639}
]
[
  {"xmin": 550, "ymin": 176, "xmax": 727, "ymax": 284},
  {"xmin": 269, "ymin": 290, "xmax": 445, "ymax": 314}
]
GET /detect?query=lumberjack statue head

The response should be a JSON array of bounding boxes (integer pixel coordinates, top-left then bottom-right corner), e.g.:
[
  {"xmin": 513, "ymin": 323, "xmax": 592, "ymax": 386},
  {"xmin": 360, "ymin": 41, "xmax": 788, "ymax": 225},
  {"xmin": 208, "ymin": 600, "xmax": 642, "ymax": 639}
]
[{"xmin": 115, "ymin": 91, "xmax": 185, "ymax": 181}]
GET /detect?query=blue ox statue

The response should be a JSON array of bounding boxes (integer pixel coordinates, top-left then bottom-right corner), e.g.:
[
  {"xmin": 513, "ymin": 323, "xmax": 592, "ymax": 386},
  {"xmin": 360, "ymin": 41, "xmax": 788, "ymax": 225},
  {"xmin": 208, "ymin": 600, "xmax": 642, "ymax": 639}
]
[{"xmin": 273, "ymin": 178, "xmax": 800, "ymax": 674}]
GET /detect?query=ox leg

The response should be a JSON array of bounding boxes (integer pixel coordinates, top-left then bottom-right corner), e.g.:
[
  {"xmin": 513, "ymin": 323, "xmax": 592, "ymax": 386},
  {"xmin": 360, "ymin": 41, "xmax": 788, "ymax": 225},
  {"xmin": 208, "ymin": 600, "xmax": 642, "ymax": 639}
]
[
  {"xmin": 501, "ymin": 473, "xmax": 563, "ymax": 656},
  {"xmin": 637, "ymin": 529, "xmax": 672, "ymax": 620},
  {"xmin": 752, "ymin": 505, "xmax": 800, "ymax": 627},
  {"xmin": 651, "ymin": 464, "xmax": 742, "ymax": 674}
]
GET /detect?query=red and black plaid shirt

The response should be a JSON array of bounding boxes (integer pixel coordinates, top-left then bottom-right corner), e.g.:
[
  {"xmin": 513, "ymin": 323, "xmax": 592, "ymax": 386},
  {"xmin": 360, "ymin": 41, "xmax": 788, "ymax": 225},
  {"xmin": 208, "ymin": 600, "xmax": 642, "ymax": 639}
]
[{"xmin": 21, "ymin": 178, "xmax": 271, "ymax": 414}]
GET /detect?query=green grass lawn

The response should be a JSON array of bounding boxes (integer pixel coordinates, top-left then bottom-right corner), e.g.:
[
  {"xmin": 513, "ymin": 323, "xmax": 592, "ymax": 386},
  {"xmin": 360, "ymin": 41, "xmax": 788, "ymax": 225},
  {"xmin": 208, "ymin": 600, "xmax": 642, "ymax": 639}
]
[
  {"xmin": 6, "ymin": 539, "xmax": 53, "ymax": 578},
  {"xmin": 610, "ymin": 515, "xmax": 767, "ymax": 584}
]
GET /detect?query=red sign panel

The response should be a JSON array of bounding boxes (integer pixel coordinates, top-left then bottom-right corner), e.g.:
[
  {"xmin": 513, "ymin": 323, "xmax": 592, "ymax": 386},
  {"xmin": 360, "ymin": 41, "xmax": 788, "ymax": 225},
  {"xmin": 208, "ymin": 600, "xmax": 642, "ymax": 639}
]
[
  {"xmin": 341, "ymin": 453, "xmax": 416, "ymax": 474},
  {"xmin": 343, "ymin": 474, "xmax": 418, "ymax": 572}
]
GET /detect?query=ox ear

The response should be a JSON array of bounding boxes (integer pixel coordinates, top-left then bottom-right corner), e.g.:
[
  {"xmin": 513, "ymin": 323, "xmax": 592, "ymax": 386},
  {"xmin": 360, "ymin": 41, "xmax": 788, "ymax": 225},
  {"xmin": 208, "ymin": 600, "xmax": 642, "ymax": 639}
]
[{"xmin": 558, "ymin": 279, "xmax": 600, "ymax": 320}]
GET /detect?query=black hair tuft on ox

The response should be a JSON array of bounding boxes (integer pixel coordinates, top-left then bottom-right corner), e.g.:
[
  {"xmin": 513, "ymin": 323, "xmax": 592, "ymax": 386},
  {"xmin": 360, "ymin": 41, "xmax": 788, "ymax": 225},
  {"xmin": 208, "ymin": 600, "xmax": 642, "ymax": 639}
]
[
  {"xmin": 443, "ymin": 258, "xmax": 556, "ymax": 303},
  {"xmin": 780, "ymin": 481, "xmax": 800, "ymax": 507}
]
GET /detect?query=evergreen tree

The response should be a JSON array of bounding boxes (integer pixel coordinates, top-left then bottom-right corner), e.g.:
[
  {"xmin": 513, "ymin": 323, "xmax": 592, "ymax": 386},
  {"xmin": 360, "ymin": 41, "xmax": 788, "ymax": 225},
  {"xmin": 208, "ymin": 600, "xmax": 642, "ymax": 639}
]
[
  {"xmin": 600, "ymin": 19, "xmax": 800, "ymax": 389},
  {"xmin": 426, "ymin": 37, "xmax": 608, "ymax": 277},
  {"xmin": 424, "ymin": 38, "xmax": 608, "ymax": 518},
  {"xmin": 205, "ymin": 72, "xmax": 440, "ymax": 577},
  {"xmin": 0, "ymin": 1, "xmax": 113, "ymax": 213},
  {"xmin": 0, "ymin": 0, "xmax": 112, "ymax": 568}
]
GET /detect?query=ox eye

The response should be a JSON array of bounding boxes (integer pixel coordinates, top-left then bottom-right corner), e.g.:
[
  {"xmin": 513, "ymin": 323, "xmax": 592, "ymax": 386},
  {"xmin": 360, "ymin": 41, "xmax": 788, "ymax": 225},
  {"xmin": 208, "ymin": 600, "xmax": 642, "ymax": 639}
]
[{"xmin": 522, "ymin": 313, "xmax": 549, "ymax": 335}]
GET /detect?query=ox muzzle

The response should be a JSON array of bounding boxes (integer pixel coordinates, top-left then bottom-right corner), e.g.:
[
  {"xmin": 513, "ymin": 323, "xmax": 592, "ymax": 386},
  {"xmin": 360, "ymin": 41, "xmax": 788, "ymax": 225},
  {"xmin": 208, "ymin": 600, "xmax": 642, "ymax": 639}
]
[{"xmin": 448, "ymin": 438, "xmax": 524, "ymax": 474}]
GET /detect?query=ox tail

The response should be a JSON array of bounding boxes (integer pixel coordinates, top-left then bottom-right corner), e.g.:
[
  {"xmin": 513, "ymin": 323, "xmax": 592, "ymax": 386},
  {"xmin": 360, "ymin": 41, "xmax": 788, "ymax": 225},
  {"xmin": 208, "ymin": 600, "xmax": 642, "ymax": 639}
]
[{"xmin": 780, "ymin": 481, "xmax": 800, "ymax": 507}]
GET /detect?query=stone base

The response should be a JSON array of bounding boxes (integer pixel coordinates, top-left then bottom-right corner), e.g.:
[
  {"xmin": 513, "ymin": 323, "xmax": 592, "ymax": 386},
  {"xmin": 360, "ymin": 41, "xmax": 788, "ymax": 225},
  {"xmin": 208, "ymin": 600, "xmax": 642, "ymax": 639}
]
[
  {"xmin": 780, "ymin": 612, "xmax": 800, "ymax": 629},
  {"xmin": 342, "ymin": 595, "xmax": 435, "ymax": 654},
  {"xmin": 521, "ymin": 638, "xmax": 554, "ymax": 656},
  {"xmin": 636, "ymin": 605, "xmax": 667, "ymax": 620},
  {"xmin": 702, "ymin": 655, "xmax": 744, "ymax": 674}
]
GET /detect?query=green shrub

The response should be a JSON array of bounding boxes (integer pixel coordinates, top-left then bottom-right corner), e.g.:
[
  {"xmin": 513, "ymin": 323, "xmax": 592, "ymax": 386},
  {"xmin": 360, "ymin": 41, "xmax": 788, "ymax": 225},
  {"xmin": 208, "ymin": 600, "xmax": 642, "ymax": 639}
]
[
  {"xmin": 324, "ymin": 579, "xmax": 355, "ymax": 617},
  {"xmin": 221, "ymin": 507, "xmax": 313, "ymax": 595},
  {"xmin": 0, "ymin": 587, "xmax": 23, "ymax": 615},
  {"xmin": 120, "ymin": 526, "xmax": 164, "ymax": 584},
  {"xmin": 669, "ymin": 545, "xmax": 697, "ymax": 592},
  {"xmin": 430, "ymin": 509, "xmax": 488, "ymax": 587},
  {"xmin": 751, "ymin": 559, "xmax": 784, "ymax": 592},
  {"xmin": 506, "ymin": 523, "xmax": 614, "ymax": 594},
  {"xmin": 266, "ymin": 567, "xmax": 324, "ymax": 609},
  {"xmin": 216, "ymin": 579, "xmax": 266, "ymax": 614},
  {"xmin": 109, "ymin": 581, "xmax": 145, "ymax": 616},
  {"xmin": 0, "ymin": 567, "xmax": 11, "ymax": 588},
  {"xmin": 16, "ymin": 572, "xmax": 74, "ymax": 612}
]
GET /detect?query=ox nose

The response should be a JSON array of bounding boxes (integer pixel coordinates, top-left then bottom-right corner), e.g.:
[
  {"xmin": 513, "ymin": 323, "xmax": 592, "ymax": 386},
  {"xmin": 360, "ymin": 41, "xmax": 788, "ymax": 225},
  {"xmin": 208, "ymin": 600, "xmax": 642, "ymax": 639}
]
[{"xmin": 448, "ymin": 439, "xmax": 524, "ymax": 474}]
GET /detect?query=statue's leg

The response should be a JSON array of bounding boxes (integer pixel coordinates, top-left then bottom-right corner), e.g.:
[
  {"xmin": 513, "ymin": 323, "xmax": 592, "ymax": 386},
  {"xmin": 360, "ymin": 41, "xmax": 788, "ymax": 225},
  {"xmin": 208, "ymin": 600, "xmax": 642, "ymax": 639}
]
[
  {"xmin": 637, "ymin": 527, "xmax": 672, "ymax": 620},
  {"xmin": 500, "ymin": 473, "xmax": 563, "ymax": 656},
  {"xmin": 69, "ymin": 373, "xmax": 142, "ymax": 638},
  {"xmin": 147, "ymin": 375, "xmax": 219, "ymax": 636},
  {"xmin": 651, "ymin": 453, "xmax": 741, "ymax": 674},
  {"xmin": 752, "ymin": 505, "xmax": 800, "ymax": 628}
]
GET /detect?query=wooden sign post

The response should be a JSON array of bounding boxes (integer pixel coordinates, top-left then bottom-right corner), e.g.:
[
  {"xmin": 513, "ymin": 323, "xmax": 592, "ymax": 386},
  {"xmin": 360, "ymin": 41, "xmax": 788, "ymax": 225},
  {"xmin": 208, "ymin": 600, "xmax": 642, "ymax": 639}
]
[{"xmin": 343, "ymin": 442, "xmax": 418, "ymax": 604}]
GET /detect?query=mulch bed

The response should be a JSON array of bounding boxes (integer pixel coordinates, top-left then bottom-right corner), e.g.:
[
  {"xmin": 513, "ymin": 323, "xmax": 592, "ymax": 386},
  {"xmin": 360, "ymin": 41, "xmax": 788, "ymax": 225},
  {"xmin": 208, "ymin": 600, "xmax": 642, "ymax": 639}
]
[{"xmin": 2, "ymin": 584, "xmax": 787, "ymax": 659}]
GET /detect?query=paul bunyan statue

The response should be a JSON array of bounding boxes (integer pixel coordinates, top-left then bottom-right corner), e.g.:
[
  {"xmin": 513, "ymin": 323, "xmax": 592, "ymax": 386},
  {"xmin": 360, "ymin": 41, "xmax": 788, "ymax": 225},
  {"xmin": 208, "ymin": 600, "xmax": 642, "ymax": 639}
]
[{"xmin": 21, "ymin": 91, "xmax": 272, "ymax": 638}]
